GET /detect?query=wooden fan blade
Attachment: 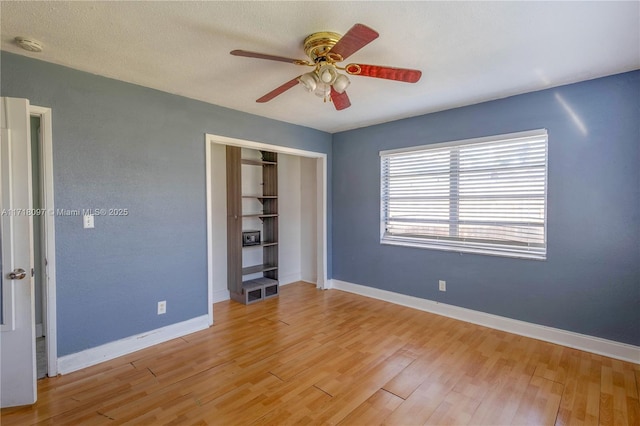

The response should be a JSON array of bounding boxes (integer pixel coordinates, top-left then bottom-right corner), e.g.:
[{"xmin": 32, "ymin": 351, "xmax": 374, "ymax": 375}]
[
  {"xmin": 230, "ymin": 50, "xmax": 301, "ymax": 64},
  {"xmin": 330, "ymin": 87, "xmax": 351, "ymax": 111},
  {"xmin": 346, "ymin": 64, "xmax": 422, "ymax": 83},
  {"xmin": 329, "ymin": 24, "xmax": 379, "ymax": 60},
  {"xmin": 256, "ymin": 77, "xmax": 301, "ymax": 103}
]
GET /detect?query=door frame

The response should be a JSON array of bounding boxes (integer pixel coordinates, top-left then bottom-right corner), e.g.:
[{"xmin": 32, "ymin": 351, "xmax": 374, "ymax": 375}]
[
  {"xmin": 30, "ymin": 105, "xmax": 57, "ymax": 377},
  {"xmin": 205, "ymin": 134, "xmax": 328, "ymax": 325}
]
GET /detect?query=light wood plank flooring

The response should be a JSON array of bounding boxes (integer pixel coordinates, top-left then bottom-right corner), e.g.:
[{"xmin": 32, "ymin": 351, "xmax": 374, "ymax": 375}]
[{"xmin": 2, "ymin": 282, "xmax": 638, "ymax": 425}]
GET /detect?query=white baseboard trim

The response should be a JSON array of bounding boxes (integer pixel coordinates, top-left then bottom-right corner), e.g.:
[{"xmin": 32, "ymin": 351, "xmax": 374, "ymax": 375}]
[
  {"xmin": 211, "ymin": 288, "xmax": 230, "ymax": 304},
  {"xmin": 279, "ymin": 272, "xmax": 302, "ymax": 286},
  {"xmin": 330, "ymin": 279, "xmax": 640, "ymax": 364},
  {"xmin": 280, "ymin": 279, "xmax": 309, "ymax": 287},
  {"xmin": 57, "ymin": 315, "xmax": 210, "ymax": 375},
  {"xmin": 301, "ymin": 276, "xmax": 317, "ymax": 286}
]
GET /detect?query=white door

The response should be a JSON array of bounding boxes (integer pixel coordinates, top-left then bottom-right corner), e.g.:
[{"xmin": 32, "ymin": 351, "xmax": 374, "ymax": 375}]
[{"xmin": 0, "ymin": 97, "xmax": 37, "ymax": 408}]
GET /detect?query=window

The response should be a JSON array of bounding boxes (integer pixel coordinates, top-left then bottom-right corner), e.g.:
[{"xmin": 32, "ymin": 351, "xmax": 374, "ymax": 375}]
[{"xmin": 380, "ymin": 129, "xmax": 547, "ymax": 259}]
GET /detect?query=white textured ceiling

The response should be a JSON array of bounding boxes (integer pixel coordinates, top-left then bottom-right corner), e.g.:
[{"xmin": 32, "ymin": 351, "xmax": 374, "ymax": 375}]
[{"xmin": 1, "ymin": 1, "xmax": 639, "ymax": 133}]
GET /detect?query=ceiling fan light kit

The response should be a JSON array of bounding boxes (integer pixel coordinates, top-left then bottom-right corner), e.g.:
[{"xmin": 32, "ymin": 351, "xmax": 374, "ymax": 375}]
[
  {"xmin": 333, "ymin": 74, "xmax": 350, "ymax": 94},
  {"xmin": 314, "ymin": 82, "xmax": 331, "ymax": 99},
  {"xmin": 230, "ymin": 24, "xmax": 422, "ymax": 110},
  {"xmin": 299, "ymin": 63, "xmax": 350, "ymax": 102},
  {"xmin": 318, "ymin": 64, "xmax": 338, "ymax": 84},
  {"xmin": 298, "ymin": 72, "xmax": 318, "ymax": 92}
]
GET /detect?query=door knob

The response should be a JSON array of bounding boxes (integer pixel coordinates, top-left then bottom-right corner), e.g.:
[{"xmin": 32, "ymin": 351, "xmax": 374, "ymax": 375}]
[{"xmin": 8, "ymin": 268, "xmax": 26, "ymax": 280}]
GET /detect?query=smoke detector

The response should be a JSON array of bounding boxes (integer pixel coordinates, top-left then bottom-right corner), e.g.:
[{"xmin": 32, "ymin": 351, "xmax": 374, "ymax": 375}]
[{"xmin": 15, "ymin": 37, "xmax": 43, "ymax": 53}]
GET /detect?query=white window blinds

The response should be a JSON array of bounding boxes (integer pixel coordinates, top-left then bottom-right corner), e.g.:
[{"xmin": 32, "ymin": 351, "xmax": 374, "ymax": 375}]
[{"xmin": 380, "ymin": 129, "xmax": 548, "ymax": 259}]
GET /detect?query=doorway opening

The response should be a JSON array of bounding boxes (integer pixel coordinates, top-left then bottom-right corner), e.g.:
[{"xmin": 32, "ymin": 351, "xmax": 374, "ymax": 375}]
[
  {"xmin": 30, "ymin": 115, "xmax": 46, "ymax": 378},
  {"xmin": 30, "ymin": 106, "xmax": 57, "ymax": 378},
  {"xmin": 205, "ymin": 134, "xmax": 328, "ymax": 325}
]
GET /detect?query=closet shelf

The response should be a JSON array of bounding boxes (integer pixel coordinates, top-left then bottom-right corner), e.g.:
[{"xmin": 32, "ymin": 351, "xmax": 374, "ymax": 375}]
[
  {"xmin": 241, "ymin": 158, "xmax": 277, "ymax": 166},
  {"xmin": 242, "ymin": 241, "xmax": 278, "ymax": 248},
  {"xmin": 242, "ymin": 213, "xmax": 278, "ymax": 218},
  {"xmin": 242, "ymin": 277, "xmax": 278, "ymax": 290},
  {"xmin": 242, "ymin": 264, "xmax": 278, "ymax": 275}
]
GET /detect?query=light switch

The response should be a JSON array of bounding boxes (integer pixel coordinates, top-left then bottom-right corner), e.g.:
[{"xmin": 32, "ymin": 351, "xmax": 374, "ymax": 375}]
[{"xmin": 83, "ymin": 214, "xmax": 94, "ymax": 229}]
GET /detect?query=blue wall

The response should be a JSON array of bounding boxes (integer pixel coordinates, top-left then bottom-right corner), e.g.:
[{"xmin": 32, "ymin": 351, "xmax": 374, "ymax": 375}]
[
  {"xmin": 2, "ymin": 50, "xmax": 638, "ymax": 355},
  {"xmin": 333, "ymin": 71, "xmax": 640, "ymax": 346},
  {"xmin": 1, "ymin": 52, "xmax": 332, "ymax": 356}
]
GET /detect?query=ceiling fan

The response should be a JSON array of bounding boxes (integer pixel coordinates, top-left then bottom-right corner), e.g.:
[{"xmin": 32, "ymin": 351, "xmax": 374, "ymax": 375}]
[{"xmin": 230, "ymin": 23, "xmax": 422, "ymax": 111}]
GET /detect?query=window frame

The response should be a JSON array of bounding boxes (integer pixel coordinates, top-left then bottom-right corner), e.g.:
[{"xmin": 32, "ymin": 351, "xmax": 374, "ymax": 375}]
[{"xmin": 380, "ymin": 129, "xmax": 548, "ymax": 260}]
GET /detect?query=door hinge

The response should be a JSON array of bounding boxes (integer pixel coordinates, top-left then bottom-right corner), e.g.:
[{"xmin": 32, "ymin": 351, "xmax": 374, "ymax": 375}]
[{"xmin": 31, "ymin": 268, "xmax": 35, "ymax": 277}]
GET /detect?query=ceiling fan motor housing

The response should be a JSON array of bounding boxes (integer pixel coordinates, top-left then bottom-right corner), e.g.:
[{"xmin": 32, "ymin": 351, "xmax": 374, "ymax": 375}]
[{"xmin": 303, "ymin": 31, "xmax": 342, "ymax": 62}]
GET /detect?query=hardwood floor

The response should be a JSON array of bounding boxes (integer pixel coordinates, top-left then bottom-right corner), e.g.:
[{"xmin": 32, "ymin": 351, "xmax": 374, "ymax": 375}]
[{"xmin": 2, "ymin": 282, "xmax": 638, "ymax": 425}]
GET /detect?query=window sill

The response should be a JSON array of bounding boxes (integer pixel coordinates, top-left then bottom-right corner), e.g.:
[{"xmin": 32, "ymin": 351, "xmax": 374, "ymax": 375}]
[{"xmin": 380, "ymin": 237, "xmax": 546, "ymax": 261}]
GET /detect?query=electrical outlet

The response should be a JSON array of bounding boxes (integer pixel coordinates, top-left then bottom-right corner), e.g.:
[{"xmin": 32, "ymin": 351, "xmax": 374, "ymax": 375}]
[
  {"xmin": 439, "ymin": 280, "xmax": 446, "ymax": 292},
  {"xmin": 83, "ymin": 214, "xmax": 94, "ymax": 229},
  {"xmin": 157, "ymin": 300, "xmax": 166, "ymax": 315}
]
